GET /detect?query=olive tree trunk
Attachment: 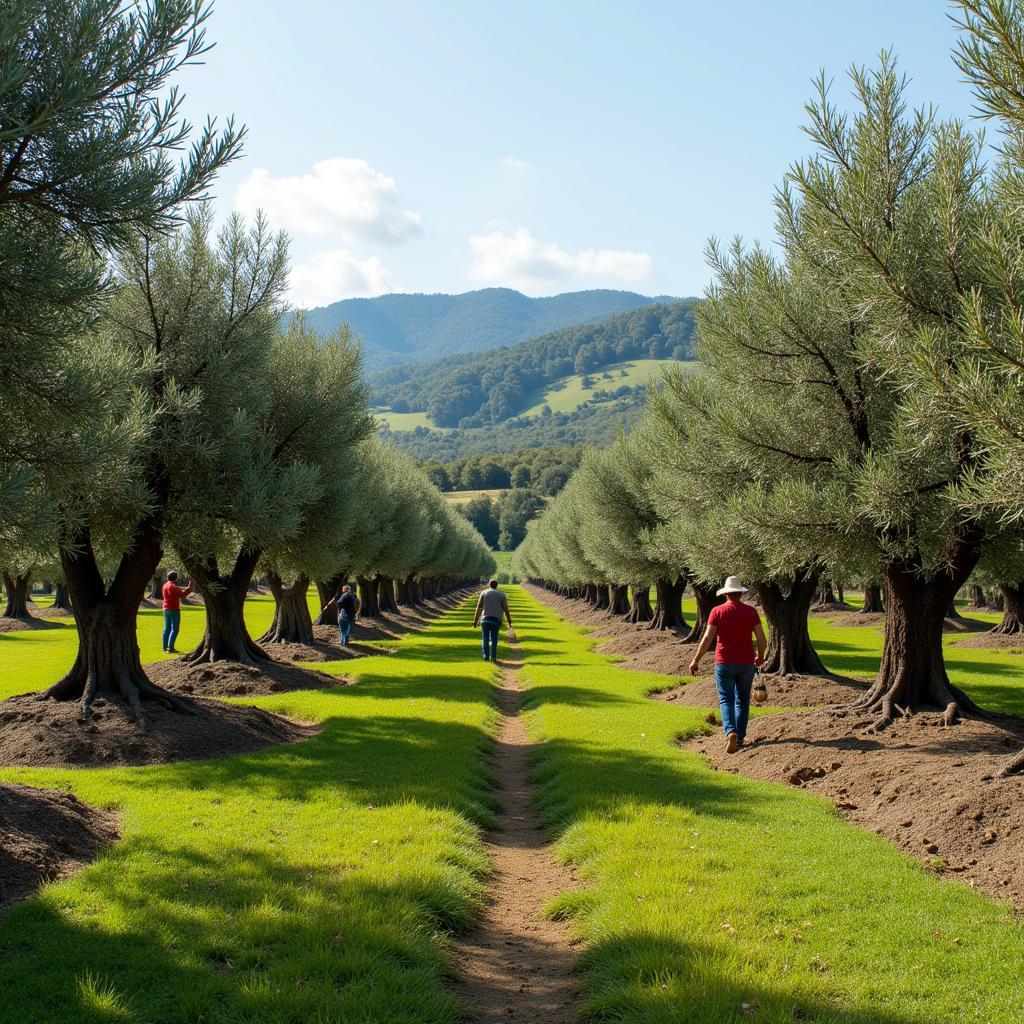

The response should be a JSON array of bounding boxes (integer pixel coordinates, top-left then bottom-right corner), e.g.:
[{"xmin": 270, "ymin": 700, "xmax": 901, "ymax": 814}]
[
  {"xmin": 41, "ymin": 523, "xmax": 189, "ymax": 718},
  {"xmin": 592, "ymin": 583, "xmax": 610, "ymax": 612},
  {"xmin": 756, "ymin": 568, "xmax": 824, "ymax": 677},
  {"xmin": 681, "ymin": 579, "xmax": 724, "ymax": 644},
  {"xmin": 649, "ymin": 577, "xmax": 687, "ymax": 632},
  {"xmin": 609, "ymin": 584, "xmax": 630, "ymax": 615},
  {"xmin": 624, "ymin": 583, "xmax": 653, "ymax": 623},
  {"xmin": 854, "ymin": 552, "xmax": 983, "ymax": 723},
  {"xmin": 862, "ymin": 582, "xmax": 885, "ymax": 614},
  {"xmin": 2, "ymin": 571, "xmax": 33, "ymax": 620},
  {"xmin": 378, "ymin": 577, "xmax": 400, "ymax": 614},
  {"xmin": 260, "ymin": 572, "xmax": 313, "ymax": 644},
  {"xmin": 358, "ymin": 576, "xmax": 381, "ymax": 617},
  {"xmin": 181, "ymin": 547, "xmax": 268, "ymax": 666},
  {"xmin": 52, "ymin": 579, "xmax": 73, "ymax": 614},
  {"xmin": 992, "ymin": 582, "xmax": 1024, "ymax": 636}
]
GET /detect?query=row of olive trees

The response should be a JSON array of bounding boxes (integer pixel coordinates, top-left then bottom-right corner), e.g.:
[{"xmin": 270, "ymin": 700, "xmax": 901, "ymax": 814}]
[
  {"xmin": 0, "ymin": 2, "xmax": 493, "ymax": 721},
  {"xmin": 516, "ymin": 1, "xmax": 1024, "ymax": 746}
]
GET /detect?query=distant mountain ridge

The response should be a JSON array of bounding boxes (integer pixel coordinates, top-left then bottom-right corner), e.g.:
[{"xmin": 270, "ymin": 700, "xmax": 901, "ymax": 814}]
[{"xmin": 301, "ymin": 287, "xmax": 678, "ymax": 372}]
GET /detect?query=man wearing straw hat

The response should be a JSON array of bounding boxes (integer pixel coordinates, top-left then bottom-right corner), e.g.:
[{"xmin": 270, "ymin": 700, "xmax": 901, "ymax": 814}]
[{"xmin": 688, "ymin": 576, "xmax": 767, "ymax": 753}]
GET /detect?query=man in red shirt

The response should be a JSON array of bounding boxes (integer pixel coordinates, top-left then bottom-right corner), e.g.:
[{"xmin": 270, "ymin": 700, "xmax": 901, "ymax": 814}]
[
  {"xmin": 161, "ymin": 570, "xmax": 193, "ymax": 653},
  {"xmin": 688, "ymin": 576, "xmax": 767, "ymax": 753}
]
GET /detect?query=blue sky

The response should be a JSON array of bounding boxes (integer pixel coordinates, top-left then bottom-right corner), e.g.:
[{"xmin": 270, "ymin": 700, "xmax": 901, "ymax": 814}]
[{"xmin": 179, "ymin": 1, "xmax": 979, "ymax": 307}]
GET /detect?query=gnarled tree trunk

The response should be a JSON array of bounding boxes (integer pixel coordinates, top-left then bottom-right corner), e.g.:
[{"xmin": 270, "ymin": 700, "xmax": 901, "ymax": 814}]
[
  {"xmin": 681, "ymin": 579, "xmax": 723, "ymax": 644},
  {"xmin": 260, "ymin": 572, "xmax": 313, "ymax": 644},
  {"xmin": 966, "ymin": 583, "xmax": 987, "ymax": 610},
  {"xmin": 862, "ymin": 582, "xmax": 885, "ymax": 614},
  {"xmin": 2, "ymin": 571, "xmax": 33, "ymax": 620},
  {"xmin": 181, "ymin": 547, "xmax": 268, "ymax": 666},
  {"xmin": 378, "ymin": 577, "xmax": 399, "ymax": 614},
  {"xmin": 358, "ymin": 576, "xmax": 381, "ymax": 617},
  {"xmin": 42, "ymin": 524, "xmax": 188, "ymax": 718},
  {"xmin": 854, "ymin": 552, "xmax": 983, "ymax": 723},
  {"xmin": 592, "ymin": 583, "xmax": 610, "ymax": 612},
  {"xmin": 649, "ymin": 577, "xmax": 686, "ymax": 632},
  {"xmin": 148, "ymin": 574, "xmax": 163, "ymax": 600},
  {"xmin": 756, "ymin": 568, "xmax": 824, "ymax": 677},
  {"xmin": 992, "ymin": 582, "xmax": 1024, "ymax": 636},
  {"xmin": 52, "ymin": 579, "xmax": 73, "ymax": 614},
  {"xmin": 609, "ymin": 584, "xmax": 630, "ymax": 616},
  {"xmin": 314, "ymin": 574, "xmax": 347, "ymax": 626},
  {"xmin": 624, "ymin": 583, "xmax": 653, "ymax": 623},
  {"xmin": 814, "ymin": 578, "xmax": 838, "ymax": 608}
]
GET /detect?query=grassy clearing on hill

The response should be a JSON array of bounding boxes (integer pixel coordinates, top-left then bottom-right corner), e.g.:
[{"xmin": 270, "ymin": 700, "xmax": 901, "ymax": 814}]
[
  {"xmin": 518, "ymin": 359, "xmax": 692, "ymax": 418},
  {"xmin": 511, "ymin": 588, "xmax": 1024, "ymax": 1023},
  {"xmin": 441, "ymin": 488, "xmax": 508, "ymax": 506},
  {"xmin": 0, "ymin": 599, "xmax": 498, "ymax": 1024},
  {"xmin": 374, "ymin": 409, "xmax": 450, "ymax": 432}
]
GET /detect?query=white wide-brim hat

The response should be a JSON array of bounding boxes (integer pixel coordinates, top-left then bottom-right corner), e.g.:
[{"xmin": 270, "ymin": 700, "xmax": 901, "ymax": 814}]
[{"xmin": 716, "ymin": 575, "xmax": 748, "ymax": 596}]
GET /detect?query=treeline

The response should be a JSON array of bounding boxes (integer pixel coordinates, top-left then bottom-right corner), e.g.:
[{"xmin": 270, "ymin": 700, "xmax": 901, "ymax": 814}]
[
  {"xmin": 371, "ymin": 301, "xmax": 698, "ymax": 427},
  {"xmin": 381, "ymin": 392, "xmax": 649, "ymax": 460},
  {"xmin": 422, "ymin": 446, "xmax": 582, "ymax": 494},
  {"xmin": 457, "ymin": 490, "xmax": 547, "ymax": 552},
  {"xmin": 515, "ymin": 13, "xmax": 1024, "ymax": 774},
  {"xmin": 0, "ymin": 3, "xmax": 493, "ymax": 720}
]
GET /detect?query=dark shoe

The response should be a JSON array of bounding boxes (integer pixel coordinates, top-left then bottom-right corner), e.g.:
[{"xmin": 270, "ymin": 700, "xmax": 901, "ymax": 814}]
[
  {"xmin": 167, "ymin": 647, "xmax": 178, "ymax": 654},
  {"xmin": 725, "ymin": 732, "xmax": 739, "ymax": 754}
]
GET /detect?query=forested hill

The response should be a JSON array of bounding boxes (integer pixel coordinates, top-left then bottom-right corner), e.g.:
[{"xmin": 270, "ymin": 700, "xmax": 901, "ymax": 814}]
[
  {"xmin": 370, "ymin": 300, "xmax": 698, "ymax": 428},
  {"xmin": 302, "ymin": 287, "xmax": 676, "ymax": 372}
]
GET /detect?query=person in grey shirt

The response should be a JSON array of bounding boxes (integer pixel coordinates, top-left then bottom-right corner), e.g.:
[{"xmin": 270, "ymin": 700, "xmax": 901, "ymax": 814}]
[{"xmin": 473, "ymin": 578, "xmax": 512, "ymax": 662}]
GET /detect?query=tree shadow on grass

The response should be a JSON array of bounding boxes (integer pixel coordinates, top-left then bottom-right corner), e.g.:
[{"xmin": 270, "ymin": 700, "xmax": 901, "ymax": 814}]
[
  {"xmin": 0, "ymin": 841, "xmax": 472, "ymax": 1024},
  {"xmin": 578, "ymin": 932, "xmax": 937, "ymax": 1024}
]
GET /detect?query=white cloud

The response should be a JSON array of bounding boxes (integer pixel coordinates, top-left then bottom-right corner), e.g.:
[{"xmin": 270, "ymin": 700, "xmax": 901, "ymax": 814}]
[
  {"xmin": 468, "ymin": 226, "xmax": 652, "ymax": 290},
  {"xmin": 502, "ymin": 156, "xmax": 529, "ymax": 172},
  {"xmin": 288, "ymin": 249, "xmax": 393, "ymax": 309},
  {"xmin": 235, "ymin": 158, "xmax": 422, "ymax": 244}
]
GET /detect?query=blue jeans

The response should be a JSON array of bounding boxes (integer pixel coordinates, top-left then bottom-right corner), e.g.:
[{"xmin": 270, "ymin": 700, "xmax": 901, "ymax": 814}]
[
  {"xmin": 715, "ymin": 663, "xmax": 756, "ymax": 741},
  {"xmin": 481, "ymin": 618, "xmax": 500, "ymax": 661},
  {"xmin": 338, "ymin": 614, "xmax": 353, "ymax": 647},
  {"xmin": 162, "ymin": 610, "xmax": 181, "ymax": 651}
]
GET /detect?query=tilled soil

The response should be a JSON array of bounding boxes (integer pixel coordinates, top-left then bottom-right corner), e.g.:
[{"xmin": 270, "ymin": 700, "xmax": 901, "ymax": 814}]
[
  {"xmin": 683, "ymin": 709, "xmax": 1024, "ymax": 909},
  {"xmin": 0, "ymin": 693, "xmax": 317, "ymax": 768},
  {"xmin": 0, "ymin": 783, "xmax": 119, "ymax": 913},
  {"xmin": 0, "ymin": 616, "xmax": 61, "ymax": 633},
  {"xmin": 455, "ymin": 653, "xmax": 580, "ymax": 1023},
  {"xmin": 655, "ymin": 670, "xmax": 868, "ymax": 709},
  {"xmin": 150, "ymin": 654, "xmax": 345, "ymax": 697}
]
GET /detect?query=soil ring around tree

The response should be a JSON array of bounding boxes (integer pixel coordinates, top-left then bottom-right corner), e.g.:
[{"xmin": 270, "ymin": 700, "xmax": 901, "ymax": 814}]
[
  {"xmin": 0, "ymin": 617, "xmax": 62, "ymax": 634},
  {"xmin": 950, "ymin": 633, "xmax": 1024, "ymax": 653},
  {"xmin": 149, "ymin": 654, "xmax": 348, "ymax": 698},
  {"xmin": 654, "ymin": 670, "xmax": 868, "ymax": 710},
  {"xmin": 0, "ymin": 783, "xmax": 119, "ymax": 915},
  {"xmin": 681, "ymin": 708, "xmax": 1024, "ymax": 910},
  {"xmin": 817, "ymin": 611, "xmax": 887, "ymax": 628},
  {"xmin": 31, "ymin": 605, "xmax": 76, "ymax": 620},
  {"xmin": 0, "ymin": 693, "xmax": 318, "ymax": 769}
]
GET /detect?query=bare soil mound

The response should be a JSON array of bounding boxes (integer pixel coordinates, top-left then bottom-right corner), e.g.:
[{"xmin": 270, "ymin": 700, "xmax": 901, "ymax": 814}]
[
  {"xmin": 0, "ymin": 693, "xmax": 317, "ymax": 768},
  {"xmin": 826, "ymin": 611, "xmax": 887, "ymax": 628},
  {"xmin": 655, "ymin": 671, "xmax": 868, "ymax": 709},
  {"xmin": 0, "ymin": 783, "xmax": 119, "ymax": 913},
  {"xmin": 951, "ymin": 632, "xmax": 1024, "ymax": 653},
  {"xmin": 150, "ymin": 655, "xmax": 345, "ymax": 697},
  {"xmin": 32, "ymin": 605, "xmax": 75, "ymax": 620},
  {"xmin": 0, "ymin": 617, "xmax": 61, "ymax": 633},
  {"xmin": 682, "ymin": 707, "xmax": 1024, "ymax": 909}
]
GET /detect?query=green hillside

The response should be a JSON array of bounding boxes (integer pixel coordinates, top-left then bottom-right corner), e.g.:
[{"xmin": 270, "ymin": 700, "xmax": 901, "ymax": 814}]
[
  {"xmin": 302, "ymin": 287, "xmax": 677, "ymax": 372},
  {"xmin": 371, "ymin": 301, "xmax": 698, "ymax": 428},
  {"xmin": 517, "ymin": 358, "xmax": 690, "ymax": 417}
]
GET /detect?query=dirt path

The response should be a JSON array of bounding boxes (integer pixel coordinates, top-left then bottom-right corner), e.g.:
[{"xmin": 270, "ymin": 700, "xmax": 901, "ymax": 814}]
[{"xmin": 455, "ymin": 650, "xmax": 580, "ymax": 1023}]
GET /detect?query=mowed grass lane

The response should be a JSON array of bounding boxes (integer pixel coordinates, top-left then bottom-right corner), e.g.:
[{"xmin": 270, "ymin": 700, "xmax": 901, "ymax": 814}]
[
  {"xmin": 0, "ymin": 598, "xmax": 498, "ymax": 1024},
  {"xmin": 512, "ymin": 587, "xmax": 1024, "ymax": 1023}
]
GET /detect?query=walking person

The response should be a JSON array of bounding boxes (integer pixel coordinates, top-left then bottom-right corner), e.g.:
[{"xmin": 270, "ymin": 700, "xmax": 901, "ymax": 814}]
[
  {"xmin": 688, "ymin": 576, "xmax": 766, "ymax": 753},
  {"xmin": 322, "ymin": 583, "xmax": 360, "ymax": 647},
  {"xmin": 472, "ymin": 578, "xmax": 512, "ymax": 663},
  {"xmin": 161, "ymin": 570, "xmax": 193, "ymax": 653}
]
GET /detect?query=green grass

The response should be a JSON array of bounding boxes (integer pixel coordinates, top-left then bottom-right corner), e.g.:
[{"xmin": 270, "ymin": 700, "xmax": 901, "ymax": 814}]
[
  {"xmin": 0, "ymin": 599, "xmax": 499, "ymax": 1024},
  {"xmin": 517, "ymin": 359, "xmax": 692, "ymax": 418},
  {"xmin": 373, "ymin": 409, "xmax": 450, "ymax": 432},
  {"xmin": 510, "ymin": 587, "xmax": 1024, "ymax": 1023}
]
